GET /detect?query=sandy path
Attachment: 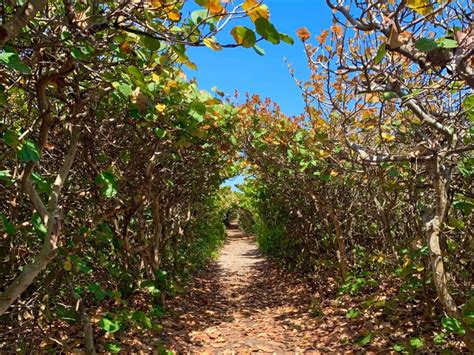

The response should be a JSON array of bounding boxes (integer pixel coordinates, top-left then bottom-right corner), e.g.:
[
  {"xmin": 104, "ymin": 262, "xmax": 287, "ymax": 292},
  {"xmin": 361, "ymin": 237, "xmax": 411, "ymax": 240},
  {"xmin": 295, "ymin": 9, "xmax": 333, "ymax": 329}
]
[{"xmin": 161, "ymin": 227, "xmax": 325, "ymax": 353}]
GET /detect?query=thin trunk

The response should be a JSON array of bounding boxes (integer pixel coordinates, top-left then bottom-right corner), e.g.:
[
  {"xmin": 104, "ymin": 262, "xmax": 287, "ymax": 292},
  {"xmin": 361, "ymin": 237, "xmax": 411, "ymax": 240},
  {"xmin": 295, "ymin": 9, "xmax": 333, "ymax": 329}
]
[
  {"xmin": 0, "ymin": 217, "xmax": 60, "ymax": 315},
  {"xmin": 151, "ymin": 196, "xmax": 163, "ymax": 272},
  {"xmin": 68, "ymin": 280, "xmax": 96, "ymax": 355},
  {"xmin": 0, "ymin": 128, "xmax": 79, "ymax": 316},
  {"xmin": 328, "ymin": 204, "xmax": 349, "ymax": 280},
  {"xmin": 425, "ymin": 157, "xmax": 458, "ymax": 317}
]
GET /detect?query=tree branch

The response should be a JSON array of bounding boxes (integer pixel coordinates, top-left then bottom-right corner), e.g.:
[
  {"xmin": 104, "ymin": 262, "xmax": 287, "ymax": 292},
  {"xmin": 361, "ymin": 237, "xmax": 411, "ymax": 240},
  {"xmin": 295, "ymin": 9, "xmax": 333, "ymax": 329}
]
[{"xmin": 0, "ymin": 0, "xmax": 49, "ymax": 46}]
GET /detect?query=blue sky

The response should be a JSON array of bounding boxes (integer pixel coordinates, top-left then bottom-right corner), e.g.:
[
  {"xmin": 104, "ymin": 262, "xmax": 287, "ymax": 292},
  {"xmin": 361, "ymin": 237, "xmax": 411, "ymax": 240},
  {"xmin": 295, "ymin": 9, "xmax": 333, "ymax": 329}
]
[
  {"xmin": 185, "ymin": 0, "xmax": 332, "ymax": 116},
  {"xmin": 184, "ymin": 1, "xmax": 333, "ymax": 190}
]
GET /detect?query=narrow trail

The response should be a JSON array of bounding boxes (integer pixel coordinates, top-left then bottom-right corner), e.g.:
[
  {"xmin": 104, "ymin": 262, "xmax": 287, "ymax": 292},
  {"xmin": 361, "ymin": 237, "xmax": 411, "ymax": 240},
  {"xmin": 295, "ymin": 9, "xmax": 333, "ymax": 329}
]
[{"xmin": 161, "ymin": 226, "xmax": 353, "ymax": 353}]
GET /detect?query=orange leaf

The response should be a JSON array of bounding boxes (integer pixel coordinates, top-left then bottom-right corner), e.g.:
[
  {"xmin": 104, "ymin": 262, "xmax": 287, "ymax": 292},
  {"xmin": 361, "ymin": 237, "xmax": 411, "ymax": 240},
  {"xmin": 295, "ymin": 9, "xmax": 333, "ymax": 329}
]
[
  {"xmin": 167, "ymin": 9, "xmax": 181, "ymax": 21},
  {"xmin": 242, "ymin": 0, "xmax": 269, "ymax": 22},
  {"xmin": 331, "ymin": 24, "xmax": 343, "ymax": 37},
  {"xmin": 199, "ymin": 0, "xmax": 225, "ymax": 15},
  {"xmin": 296, "ymin": 27, "xmax": 311, "ymax": 42},
  {"xmin": 316, "ymin": 30, "xmax": 329, "ymax": 45}
]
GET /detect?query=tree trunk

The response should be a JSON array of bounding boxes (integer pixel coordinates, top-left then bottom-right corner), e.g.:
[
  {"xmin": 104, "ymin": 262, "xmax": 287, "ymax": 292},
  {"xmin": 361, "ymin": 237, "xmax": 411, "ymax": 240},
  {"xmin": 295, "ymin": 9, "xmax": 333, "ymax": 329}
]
[
  {"xmin": 0, "ymin": 217, "xmax": 60, "ymax": 315},
  {"xmin": 0, "ymin": 128, "xmax": 79, "ymax": 316},
  {"xmin": 425, "ymin": 157, "xmax": 458, "ymax": 317},
  {"xmin": 328, "ymin": 204, "xmax": 349, "ymax": 280},
  {"xmin": 151, "ymin": 196, "xmax": 163, "ymax": 272}
]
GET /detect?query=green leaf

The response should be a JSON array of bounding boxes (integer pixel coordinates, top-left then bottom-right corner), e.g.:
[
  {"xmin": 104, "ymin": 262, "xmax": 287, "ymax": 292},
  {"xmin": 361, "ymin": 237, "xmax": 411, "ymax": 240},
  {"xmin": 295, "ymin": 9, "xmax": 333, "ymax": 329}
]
[
  {"xmin": 32, "ymin": 212, "xmax": 47, "ymax": 237},
  {"xmin": 231, "ymin": 26, "xmax": 257, "ymax": 48},
  {"xmin": 356, "ymin": 333, "xmax": 372, "ymax": 346},
  {"xmin": 105, "ymin": 343, "xmax": 121, "ymax": 353},
  {"xmin": 433, "ymin": 332, "xmax": 446, "ymax": 345},
  {"xmin": 78, "ymin": 259, "xmax": 93, "ymax": 274},
  {"xmin": 132, "ymin": 311, "xmax": 153, "ymax": 329},
  {"xmin": 453, "ymin": 199, "xmax": 473, "ymax": 214},
  {"xmin": 463, "ymin": 95, "xmax": 474, "ymax": 122},
  {"xmin": 409, "ymin": 337, "xmax": 424, "ymax": 348},
  {"xmin": 190, "ymin": 101, "xmax": 207, "ymax": 116},
  {"xmin": 127, "ymin": 65, "xmax": 145, "ymax": 82},
  {"xmin": 18, "ymin": 140, "xmax": 41, "ymax": 162},
  {"xmin": 383, "ymin": 91, "xmax": 398, "ymax": 100},
  {"xmin": 95, "ymin": 171, "xmax": 118, "ymax": 198},
  {"xmin": 55, "ymin": 306, "xmax": 78, "ymax": 324},
  {"xmin": 463, "ymin": 311, "xmax": 474, "ymax": 326},
  {"xmin": 31, "ymin": 172, "xmax": 51, "ymax": 194},
  {"xmin": 191, "ymin": 9, "xmax": 209, "ymax": 24},
  {"xmin": 88, "ymin": 282, "xmax": 106, "ymax": 300},
  {"xmin": 70, "ymin": 47, "xmax": 89, "ymax": 61},
  {"xmin": 253, "ymin": 44, "xmax": 265, "ymax": 56},
  {"xmin": 99, "ymin": 317, "xmax": 121, "ymax": 333},
  {"xmin": 142, "ymin": 36, "xmax": 161, "ymax": 51},
  {"xmin": 254, "ymin": 18, "xmax": 280, "ymax": 45},
  {"xmin": 0, "ymin": 51, "xmax": 32, "ymax": 74},
  {"xmin": 441, "ymin": 316, "xmax": 465, "ymax": 335},
  {"xmin": 462, "ymin": 299, "xmax": 474, "ymax": 326},
  {"xmin": 0, "ymin": 91, "xmax": 7, "ymax": 106},
  {"xmin": 279, "ymin": 33, "xmax": 294, "ymax": 45},
  {"xmin": 346, "ymin": 308, "xmax": 361, "ymax": 319},
  {"xmin": 117, "ymin": 83, "xmax": 133, "ymax": 97},
  {"xmin": 2, "ymin": 129, "xmax": 20, "ymax": 148},
  {"xmin": 393, "ymin": 343, "xmax": 405, "ymax": 352},
  {"xmin": 60, "ymin": 31, "xmax": 72, "ymax": 41},
  {"xmin": 154, "ymin": 127, "xmax": 167, "ymax": 138},
  {"xmin": 439, "ymin": 38, "xmax": 458, "ymax": 49},
  {"xmin": 374, "ymin": 44, "xmax": 387, "ymax": 64},
  {"xmin": 0, "ymin": 170, "xmax": 12, "ymax": 184},
  {"xmin": 414, "ymin": 38, "xmax": 438, "ymax": 52},
  {"xmin": 0, "ymin": 213, "xmax": 15, "ymax": 235}
]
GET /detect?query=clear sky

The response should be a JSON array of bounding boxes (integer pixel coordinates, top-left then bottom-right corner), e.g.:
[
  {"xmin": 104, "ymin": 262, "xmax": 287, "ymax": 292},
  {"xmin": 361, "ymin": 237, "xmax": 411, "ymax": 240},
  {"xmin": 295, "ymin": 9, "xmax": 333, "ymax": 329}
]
[{"xmin": 183, "ymin": 1, "xmax": 333, "ymax": 190}]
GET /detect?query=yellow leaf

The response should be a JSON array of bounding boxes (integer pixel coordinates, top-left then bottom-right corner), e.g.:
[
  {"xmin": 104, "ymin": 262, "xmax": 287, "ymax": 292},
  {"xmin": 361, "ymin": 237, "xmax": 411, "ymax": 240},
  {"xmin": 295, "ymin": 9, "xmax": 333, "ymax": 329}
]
[
  {"xmin": 203, "ymin": 37, "xmax": 222, "ymax": 51},
  {"xmin": 64, "ymin": 257, "xmax": 72, "ymax": 271},
  {"xmin": 184, "ymin": 61, "xmax": 198, "ymax": 70},
  {"xmin": 149, "ymin": 0, "xmax": 164, "ymax": 7},
  {"xmin": 202, "ymin": 0, "xmax": 225, "ymax": 15},
  {"xmin": 381, "ymin": 132, "xmax": 395, "ymax": 141},
  {"xmin": 167, "ymin": 10, "xmax": 181, "ymax": 21},
  {"xmin": 152, "ymin": 73, "xmax": 160, "ymax": 82},
  {"xmin": 365, "ymin": 93, "xmax": 379, "ymax": 103},
  {"xmin": 156, "ymin": 103, "xmax": 166, "ymax": 113},
  {"xmin": 399, "ymin": 125, "xmax": 408, "ymax": 133},
  {"xmin": 319, "ymin": 149, "xmax": 330, "ymax": 158},
  {"xmin": 406, "ymin": 0, "xmax": 433, "ymax": 16},
  {"xmin": 242, "ymin": 0, "xmax": 269, "ymax": 22}
]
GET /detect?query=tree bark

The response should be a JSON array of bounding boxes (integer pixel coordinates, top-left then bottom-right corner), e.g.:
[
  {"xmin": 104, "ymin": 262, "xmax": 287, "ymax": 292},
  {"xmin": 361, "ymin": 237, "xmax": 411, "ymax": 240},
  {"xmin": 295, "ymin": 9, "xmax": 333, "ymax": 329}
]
[
  {"xmin": 0, "ymin": 128, "xmax": 80, "ymax": 316},
  {"xmin": 425, "ymin": 157, "xmax": 458, "ymax": 317}
]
